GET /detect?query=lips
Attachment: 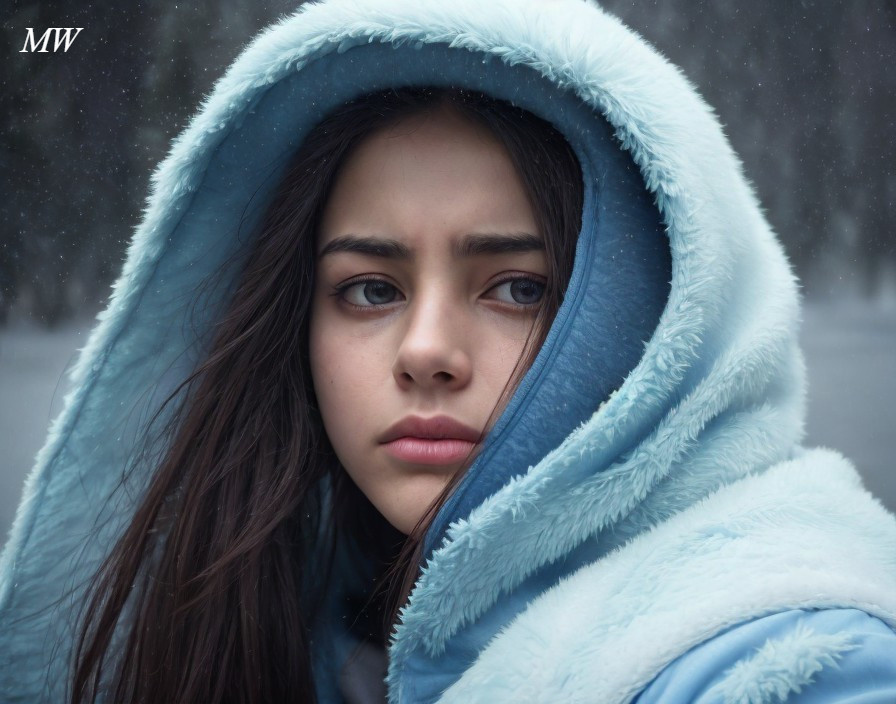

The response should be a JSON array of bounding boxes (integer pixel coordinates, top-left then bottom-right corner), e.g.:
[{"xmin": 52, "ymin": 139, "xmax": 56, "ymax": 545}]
[
  {"xmin": 379, "ymin": 415, "xmax": 482, "ymax": 465},
  {"xmin": 379, "ymin": 415, "xmax": 482, "ymax": 444}
]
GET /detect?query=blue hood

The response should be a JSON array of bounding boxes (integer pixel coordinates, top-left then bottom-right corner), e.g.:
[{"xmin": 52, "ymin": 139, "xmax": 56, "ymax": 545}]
[{"xmin": 0, "ymin": 0, "xmax": 807, "ymax": 701}]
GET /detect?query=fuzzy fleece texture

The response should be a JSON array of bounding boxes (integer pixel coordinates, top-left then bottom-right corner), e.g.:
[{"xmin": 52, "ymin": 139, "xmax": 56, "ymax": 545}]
[
  {"xmin": 434, "ymin": 451, "xmax": 896, "ymax": 703},
  {"xmin": 634, "ymin": 608, "xmax": 896, "ymax": 704},
  {"xmin": 1, "ymin": 0, "xmax": 896, "ymax": 701},
  {"xmin": 704, "ymin": 621, "xmax": 858, "ymax": 703}
]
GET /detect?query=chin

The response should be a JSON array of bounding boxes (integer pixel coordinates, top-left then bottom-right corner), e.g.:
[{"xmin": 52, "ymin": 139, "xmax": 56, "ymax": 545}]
[{"xmin": 373, "ymin": 473, "xmax": 453, "ymax": 536}]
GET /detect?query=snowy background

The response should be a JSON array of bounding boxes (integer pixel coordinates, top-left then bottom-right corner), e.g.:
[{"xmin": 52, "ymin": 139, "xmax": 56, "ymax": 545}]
[{"xmin": 1, "ymin": 2, "xmax": 894, "ymax": 540}]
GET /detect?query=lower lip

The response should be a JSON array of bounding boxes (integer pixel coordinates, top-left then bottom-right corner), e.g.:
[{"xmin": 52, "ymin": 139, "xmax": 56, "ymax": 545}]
[{"xmin": 382, "ymin": 437, "xmax": 477, "ymax": 465}]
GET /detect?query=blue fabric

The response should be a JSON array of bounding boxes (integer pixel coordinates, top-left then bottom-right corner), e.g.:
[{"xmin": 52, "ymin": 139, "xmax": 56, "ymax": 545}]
[{"xmin": 636, "ymin": 609, "xmax": 896, "ymax": 703}]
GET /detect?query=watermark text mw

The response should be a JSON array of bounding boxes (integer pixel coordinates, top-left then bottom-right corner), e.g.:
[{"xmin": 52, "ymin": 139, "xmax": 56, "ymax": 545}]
[{"xmin": 20, "ymin": 28, "xmax": 83, "ymax": 53}]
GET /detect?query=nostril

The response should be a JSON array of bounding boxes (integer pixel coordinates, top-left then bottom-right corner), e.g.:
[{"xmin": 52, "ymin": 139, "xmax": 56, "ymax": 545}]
[{"xmin": 392, "ymin": 343, "xmax": 472, "ymax": 389}]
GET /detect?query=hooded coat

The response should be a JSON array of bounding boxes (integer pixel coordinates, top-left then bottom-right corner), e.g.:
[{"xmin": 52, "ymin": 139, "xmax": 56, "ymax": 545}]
[{"xmin": 2, "ymin": 0, "xmax": 896, "ymax": 702}]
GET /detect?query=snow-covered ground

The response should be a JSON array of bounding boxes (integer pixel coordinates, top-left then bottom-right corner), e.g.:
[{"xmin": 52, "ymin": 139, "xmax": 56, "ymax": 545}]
[{"xmin": 1, "ymin": 302, "xmax": 894, "ymax": 546}]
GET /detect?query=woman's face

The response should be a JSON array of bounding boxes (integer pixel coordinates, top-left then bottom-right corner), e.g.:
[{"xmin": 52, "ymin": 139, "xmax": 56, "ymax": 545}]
[{"xmin": 309, "ymin": 105, "xmax": 546, "ymax": 534}]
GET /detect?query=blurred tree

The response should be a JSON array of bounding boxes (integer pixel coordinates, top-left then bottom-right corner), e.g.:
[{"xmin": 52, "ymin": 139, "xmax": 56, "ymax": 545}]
[
  {"xmin": 2, "ymin": 1, "xmax": 162, "ymax": 325},
  {"xmin": 1, "ymin": 0, "xmax": 893, "ymax": 325},
  {"xmin": 0, "ymin": 0, "xmax": 293, "ymax": 326}
]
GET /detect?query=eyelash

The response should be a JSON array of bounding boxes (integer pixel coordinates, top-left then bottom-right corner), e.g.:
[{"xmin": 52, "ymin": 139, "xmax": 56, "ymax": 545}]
[{"xmin": 330, "ymin": 274, "xmax": 546, "ymax": 312}]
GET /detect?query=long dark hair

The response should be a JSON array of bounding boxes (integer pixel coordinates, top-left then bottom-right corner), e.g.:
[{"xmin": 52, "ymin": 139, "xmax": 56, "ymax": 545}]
[{"xmin": 70, "ymin": 86, "xmax": 583, "ymax": 703}]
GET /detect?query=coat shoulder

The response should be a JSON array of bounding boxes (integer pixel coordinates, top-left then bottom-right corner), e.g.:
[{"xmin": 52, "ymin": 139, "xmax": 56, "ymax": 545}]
[{"xmin": 636, "ymin": 608, "xmax": 896, "ymax": 703}]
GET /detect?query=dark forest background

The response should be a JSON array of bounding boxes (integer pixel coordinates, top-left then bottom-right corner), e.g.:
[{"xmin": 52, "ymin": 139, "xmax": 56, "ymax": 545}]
[{"xmin": 1, "ymin": 1, "xmax": 894, "ymax": 326}]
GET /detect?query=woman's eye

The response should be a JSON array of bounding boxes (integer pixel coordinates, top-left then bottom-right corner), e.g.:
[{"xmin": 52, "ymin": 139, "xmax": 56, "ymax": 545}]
[
  {"xmin": 488, "ymin": 277, "xmax": 546, "ymax": 306},
  {"xmin": 340, "ymin": 279, "xmax": 401, "ymax": 307}
]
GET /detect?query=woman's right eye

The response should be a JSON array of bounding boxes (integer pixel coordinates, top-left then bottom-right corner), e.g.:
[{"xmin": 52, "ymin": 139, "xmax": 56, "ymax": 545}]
[{"xmin": 338, "ymin": 279, "xmax": 402, "ymax": 307}]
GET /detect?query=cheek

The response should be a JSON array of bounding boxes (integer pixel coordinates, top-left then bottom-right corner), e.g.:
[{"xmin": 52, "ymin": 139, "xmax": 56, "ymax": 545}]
[
  {"xmin": 480, "ymin": 317, "xmax": 539, "ymax": 384},
  {"xmin": 308, "ymin": 307, "xmax": 382, "ymax": 454},
  {"xmin": 308, "ymin": 303, "xmax": 344, "ymax": 441},
  {"xmin": 308, "ymin": 305, "xmax": 327, "ymax": 395}
]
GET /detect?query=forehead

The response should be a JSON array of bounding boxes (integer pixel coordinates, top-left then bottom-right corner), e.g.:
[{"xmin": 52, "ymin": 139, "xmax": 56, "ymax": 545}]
[{"xmin": 317, "ymin": 106, "xmax": 539, "ymax": 250}]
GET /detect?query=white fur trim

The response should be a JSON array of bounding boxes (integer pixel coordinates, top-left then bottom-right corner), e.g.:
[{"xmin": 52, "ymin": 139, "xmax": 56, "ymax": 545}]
[{"xmin": 435, "ymin": 450, "xmax": 896, "ymax": 703}]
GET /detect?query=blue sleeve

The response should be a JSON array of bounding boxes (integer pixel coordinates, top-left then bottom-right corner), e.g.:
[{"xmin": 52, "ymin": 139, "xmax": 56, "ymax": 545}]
[{"xmin": 635, "ymin": 609, "xmax": 896, "ymax": 703}]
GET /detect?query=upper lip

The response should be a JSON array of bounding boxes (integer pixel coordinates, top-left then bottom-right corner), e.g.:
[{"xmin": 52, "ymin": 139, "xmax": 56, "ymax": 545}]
[{"xmin": 379, "ymin": 415, "xmax": 482, "ymax": 444}]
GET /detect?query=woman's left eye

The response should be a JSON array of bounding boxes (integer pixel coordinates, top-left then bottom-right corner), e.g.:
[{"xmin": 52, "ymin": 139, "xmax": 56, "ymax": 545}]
[{"xmin": 487, "ymin": 277, "xmax": 546, "ymax": 306}]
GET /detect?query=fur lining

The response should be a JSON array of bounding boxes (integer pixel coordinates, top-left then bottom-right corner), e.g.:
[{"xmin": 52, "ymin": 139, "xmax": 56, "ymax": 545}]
[{"xmin": 435, "ymin": 450, "xmax": 896, "ymax": 703}]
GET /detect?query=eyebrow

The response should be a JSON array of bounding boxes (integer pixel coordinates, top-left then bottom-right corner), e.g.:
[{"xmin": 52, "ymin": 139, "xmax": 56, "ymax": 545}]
[{"xmin": 318, "ymin": 232, "xmax": 545, "ymax": 259}]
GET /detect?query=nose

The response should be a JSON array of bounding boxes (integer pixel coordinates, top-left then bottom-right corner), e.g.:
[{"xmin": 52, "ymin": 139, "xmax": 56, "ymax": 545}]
[{"xmin": 392, "ymin": 291, "xmax": 473, "ymax": 392}]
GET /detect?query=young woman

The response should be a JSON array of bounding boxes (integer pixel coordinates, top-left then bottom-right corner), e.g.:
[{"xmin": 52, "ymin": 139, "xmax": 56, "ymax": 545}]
[{"xmin": 2, "ymin": 1, "xmax": 895, "ymax": 702}]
